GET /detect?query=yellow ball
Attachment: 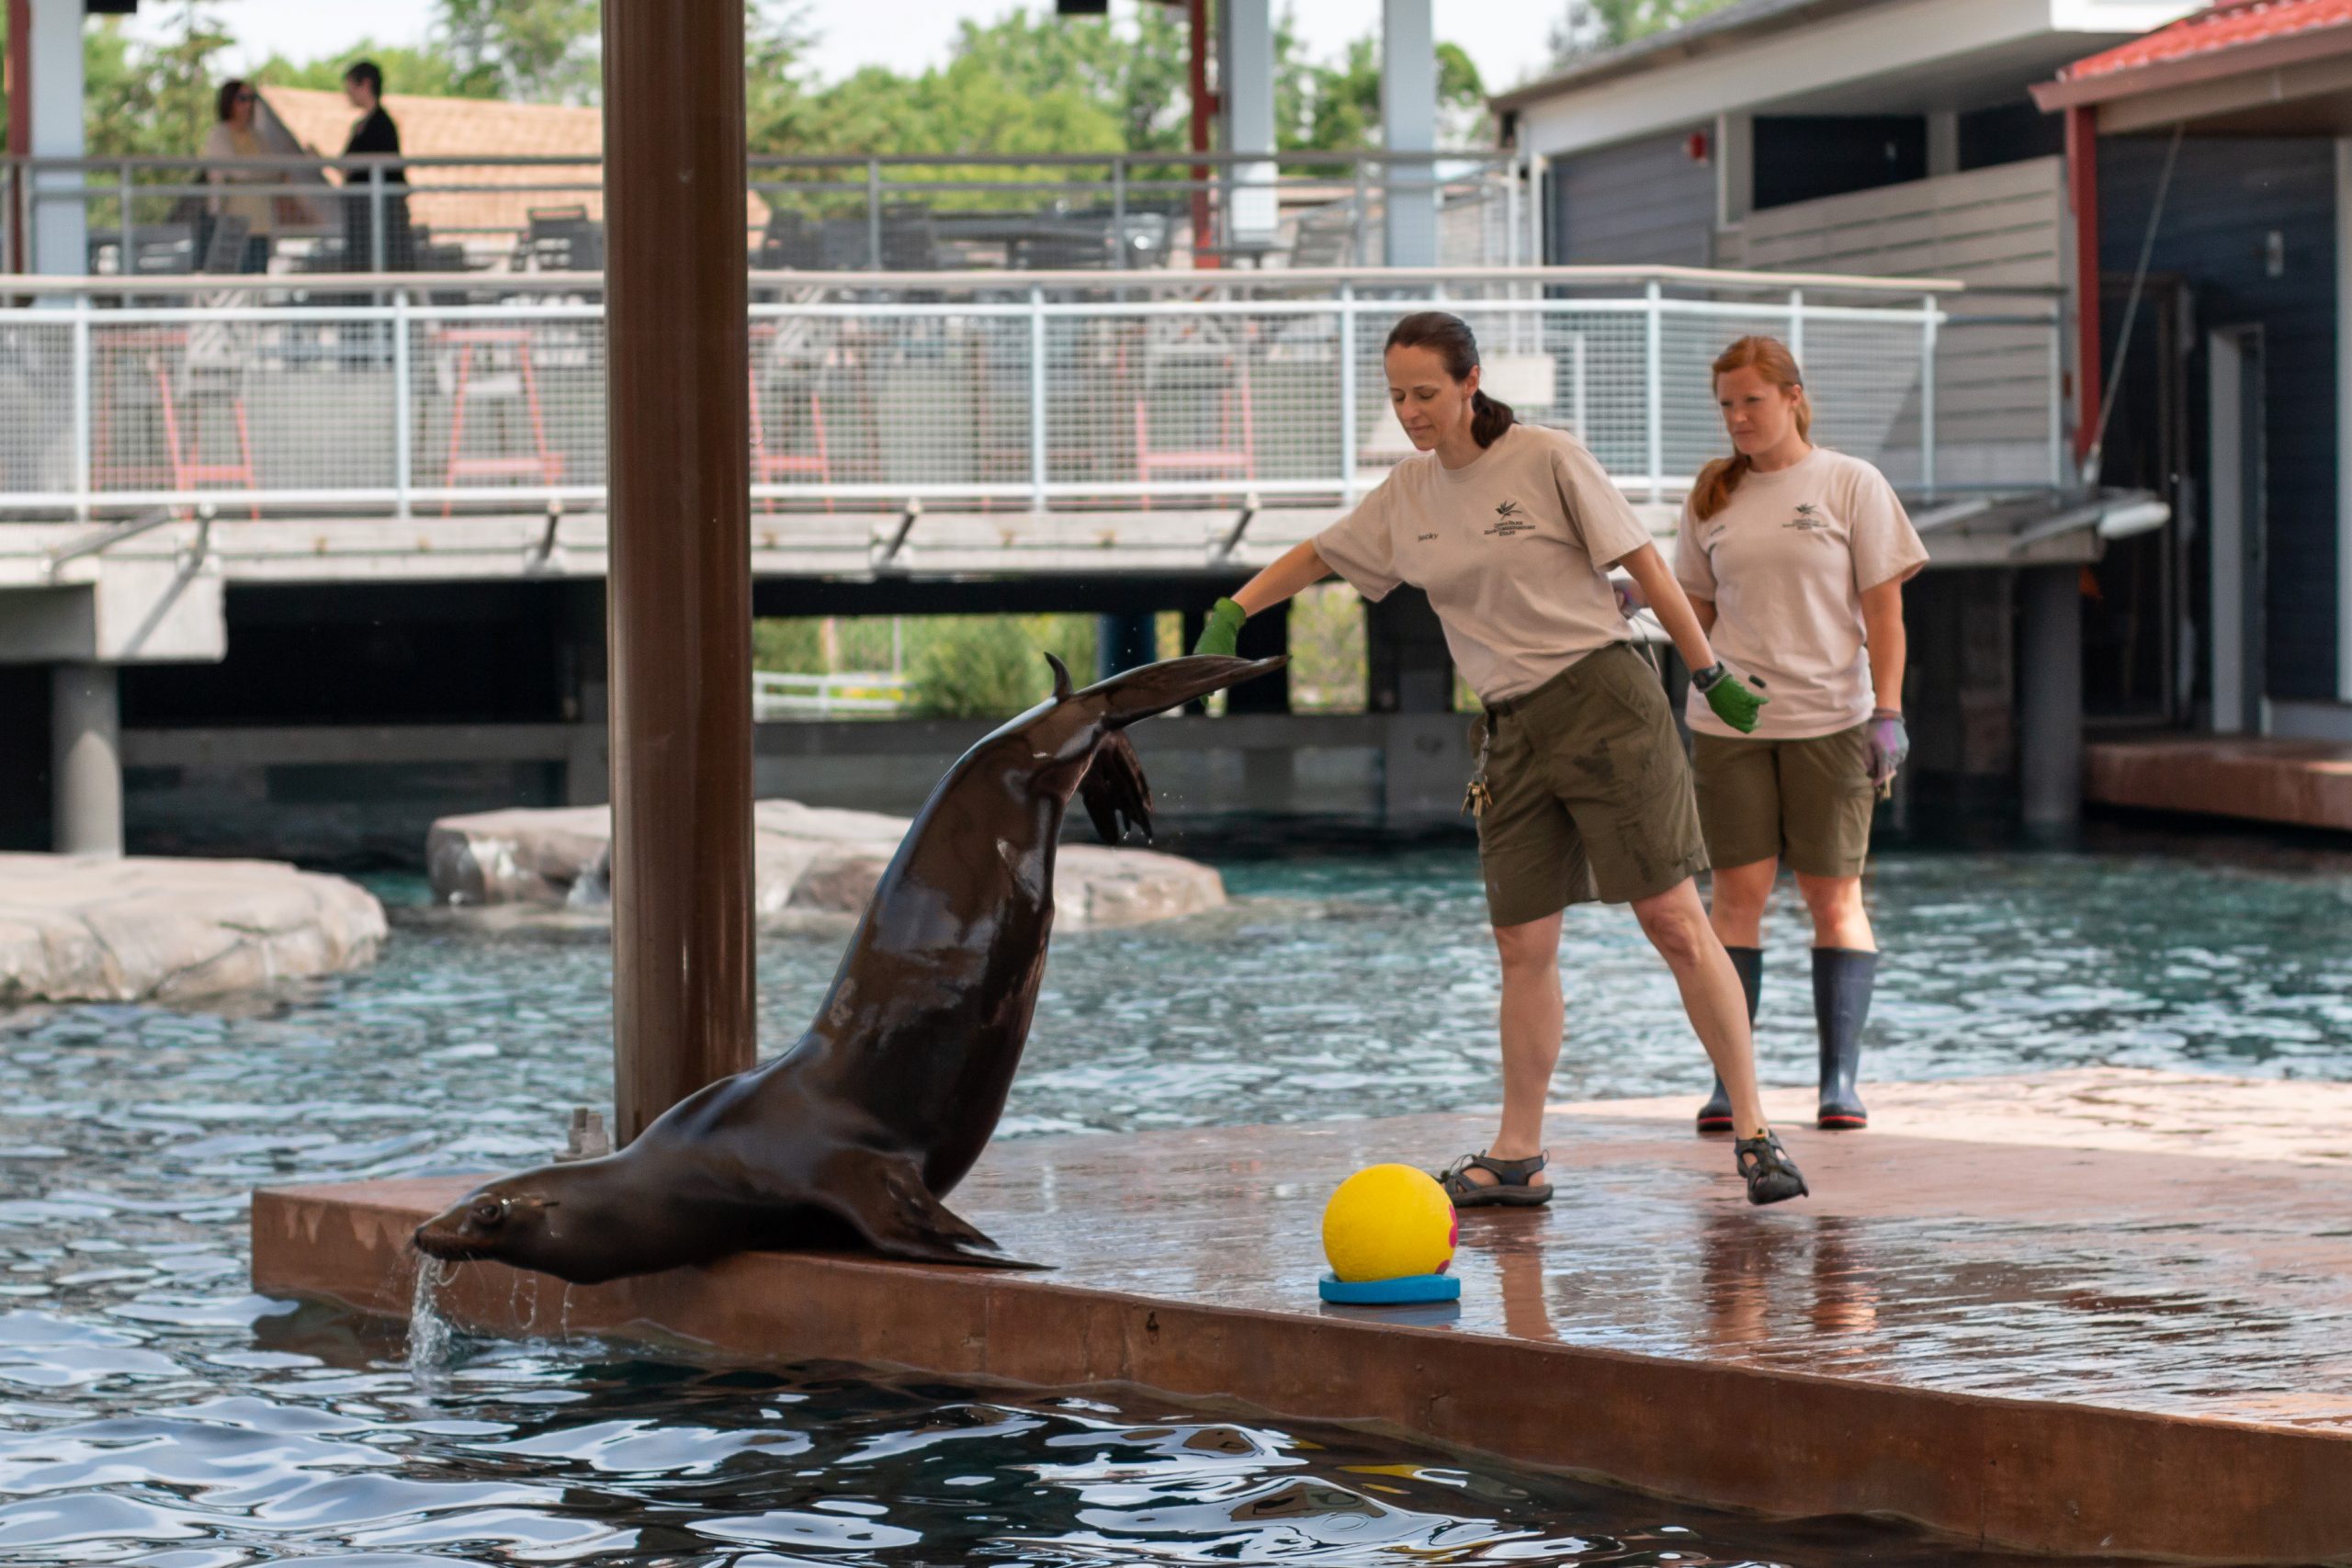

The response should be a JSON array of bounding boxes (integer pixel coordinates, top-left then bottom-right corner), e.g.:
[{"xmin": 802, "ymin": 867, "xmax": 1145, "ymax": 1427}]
[{"xmin": 1320, "ymin": 1164, "xmax": 1458, "ymax": 1283}]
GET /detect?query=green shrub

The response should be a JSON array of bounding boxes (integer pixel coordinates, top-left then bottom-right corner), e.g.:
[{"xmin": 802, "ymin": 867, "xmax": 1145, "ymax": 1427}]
[
  {"xmin": 752, "ymin": 618, "xmax": 822, "ymax": 673},
  {"xmin": 905, "ymin": 615, "xmax": 1098, "ymax": 718}
]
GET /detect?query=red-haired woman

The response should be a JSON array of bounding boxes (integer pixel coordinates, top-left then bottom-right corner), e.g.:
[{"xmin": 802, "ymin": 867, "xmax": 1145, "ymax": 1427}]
[
  {"xmin": 1193, "ymin": 311, "xmax": 1810, "ymax": 1207},
  {"xmin": 1668, "ymin": 336, "xmax": 1927, "ymax": 1134}
]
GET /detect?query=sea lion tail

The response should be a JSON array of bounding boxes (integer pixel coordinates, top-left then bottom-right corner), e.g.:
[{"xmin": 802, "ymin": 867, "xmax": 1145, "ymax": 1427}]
[{"xmin": 1080, "ymin": 654, "xmax": 1288, "ymax": 729}]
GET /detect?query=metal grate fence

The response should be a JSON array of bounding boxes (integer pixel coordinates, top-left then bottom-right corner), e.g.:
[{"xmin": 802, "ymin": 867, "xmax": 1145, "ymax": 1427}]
[{"xmin": 0, "ymin": 270, "xmax": 2058, "ymax": 521}]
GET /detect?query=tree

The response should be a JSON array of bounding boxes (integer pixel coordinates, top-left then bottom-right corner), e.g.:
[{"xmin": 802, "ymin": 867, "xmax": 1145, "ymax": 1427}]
[
  {"xmin": 930, "ymin": 6, "xmax": 1190, "ymax": 154},
  {"xmin": 1279, "ymin": 33, "xmax": 1487, "ymax": 153},
  {"xmin": 79, "ymin": 4, "xmax": 235, "ymax": 162},
  {"xmin": 435, "ymin": 0, "xmax": 599, "ymax": 104},
  {"xmin": 745, "ymin": 4, "xmax": 821, "ymax": 159},
  {"xmin": 1549, "ymin": 0, "xmax": 1744, "ymax": 63},
  {"xmin": 250, "ymin": 40, "xmax": 495, "ymax": 100}
]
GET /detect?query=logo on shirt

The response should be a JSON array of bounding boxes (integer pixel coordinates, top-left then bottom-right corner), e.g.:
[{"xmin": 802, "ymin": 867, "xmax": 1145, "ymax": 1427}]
[
  {"xmin": 1785, "ymin": 502, "xmax": 1830, "ymax": 532},
  {"xmin": 1485, "ymin": 499, "xmax": 1535, "ymax": 537}
]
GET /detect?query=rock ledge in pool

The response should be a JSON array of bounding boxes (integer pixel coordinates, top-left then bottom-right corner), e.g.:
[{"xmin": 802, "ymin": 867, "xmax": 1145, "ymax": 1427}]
[
  {"xmin": 426, "ymin": 800, "xmax": 1225, "ymax": 931},
  {"xmin": 0, "ymin": 853, "xmax": 389, "ymax": 1003}
]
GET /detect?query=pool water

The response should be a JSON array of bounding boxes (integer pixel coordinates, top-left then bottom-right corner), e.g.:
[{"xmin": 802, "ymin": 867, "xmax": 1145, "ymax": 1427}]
[{"xmin": 2, "ymin": 825, "xmax": 2346, "ymax": 1564}]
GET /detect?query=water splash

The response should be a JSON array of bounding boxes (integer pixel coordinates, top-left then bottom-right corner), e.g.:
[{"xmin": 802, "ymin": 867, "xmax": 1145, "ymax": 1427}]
[{"xmin": 407, "ymin": 1260, "xmax": 454, "ymax": 1385}]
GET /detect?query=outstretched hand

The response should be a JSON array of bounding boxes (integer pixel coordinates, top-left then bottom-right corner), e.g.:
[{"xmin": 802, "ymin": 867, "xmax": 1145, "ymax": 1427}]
[{"xmin": 1192, "ymin": 596, "xmax": 1248, "ymax": 657}]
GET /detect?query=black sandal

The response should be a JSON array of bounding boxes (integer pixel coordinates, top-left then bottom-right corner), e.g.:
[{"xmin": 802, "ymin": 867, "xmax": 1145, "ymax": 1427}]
[
  {"xmin": 1736, "ymin": 1132, "xmax": 1809, "ymax": 1206},
  {"xmin": 1433, "ymin": 1150, "xmax": 1553, "ymax": 1209}
]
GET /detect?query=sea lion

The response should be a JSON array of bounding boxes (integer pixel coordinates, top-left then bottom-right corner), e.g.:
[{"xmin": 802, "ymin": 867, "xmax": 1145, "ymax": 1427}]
[{"xmin": 414, "ymin": 652, "xmax": 1283, "ymax": 1284}]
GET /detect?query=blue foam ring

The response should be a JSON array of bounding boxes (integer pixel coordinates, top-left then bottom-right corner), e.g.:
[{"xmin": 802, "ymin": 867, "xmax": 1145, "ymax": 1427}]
[{"xmin": 1317, "ymin": 1271, "xmax": 1462, "ymax": 1305}]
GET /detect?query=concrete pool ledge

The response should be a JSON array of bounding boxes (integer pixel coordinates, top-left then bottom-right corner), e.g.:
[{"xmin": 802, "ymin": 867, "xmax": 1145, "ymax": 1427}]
[{"xmin": 252, "ymin": 1069, "xmax": 2352, "ymax": 1564}]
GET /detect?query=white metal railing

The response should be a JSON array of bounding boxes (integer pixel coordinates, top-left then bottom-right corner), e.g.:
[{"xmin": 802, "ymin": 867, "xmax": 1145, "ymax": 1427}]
[
  {"xmin": 752, "ymin": 670, "xmax": 909, "ymax": 719},
  {"xmin": 1, "ymin": 150, "xmax": 1521, "ymax": 278},
  {"xmin": 0, "ymin": 266, "xmax": 2063, "ymax": 523}
]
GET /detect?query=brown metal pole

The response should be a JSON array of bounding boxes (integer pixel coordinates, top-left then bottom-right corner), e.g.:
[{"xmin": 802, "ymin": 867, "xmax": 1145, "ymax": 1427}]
[
  {"xmin": 603, "ymin": 0, "xmax": 755, "ymax": 1143},
  {"xmin": 7, "ymin": 0, "xmax": 31, "ymax": 276},
  {"xmin": 1188, "ymin": 0, "xmax": 1219, "ymax": 269}
]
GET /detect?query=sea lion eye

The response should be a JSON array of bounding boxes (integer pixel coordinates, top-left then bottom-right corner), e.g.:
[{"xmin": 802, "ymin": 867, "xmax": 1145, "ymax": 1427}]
[{"xmin": 469, "ymin": 1199, "xmax": 507, "ymax": 1228}]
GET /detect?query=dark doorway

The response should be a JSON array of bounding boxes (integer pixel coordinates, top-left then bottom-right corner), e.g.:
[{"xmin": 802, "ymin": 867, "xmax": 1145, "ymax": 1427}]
[{"xmin": 2085, "ymin": 272, "xmax": 2190, "ymax": 726}]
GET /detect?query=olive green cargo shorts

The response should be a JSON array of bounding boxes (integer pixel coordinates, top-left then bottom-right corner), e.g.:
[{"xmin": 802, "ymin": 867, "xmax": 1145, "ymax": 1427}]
[
  {"xmin": 1690, "ymin": 724, "xmax": 1876, "ymax": 878},
  {"xmin": 1471, "ymin": 642, "xmax": 1710, "ymax": 928}
]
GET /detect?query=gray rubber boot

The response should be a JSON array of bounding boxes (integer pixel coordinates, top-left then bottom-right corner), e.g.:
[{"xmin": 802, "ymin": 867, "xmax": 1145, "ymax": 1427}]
[
  {"xmin": 1697, "ymin": 945, "xmax": 1763, "ymax": 1134},
  {"xmin": 1813, "ymin": 946, "xmax": 1879, "ymax": 1130}
]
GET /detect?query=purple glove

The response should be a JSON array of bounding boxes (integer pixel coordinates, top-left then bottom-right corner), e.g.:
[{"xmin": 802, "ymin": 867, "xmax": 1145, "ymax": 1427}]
[
  {"xmin": 1611, "ymin": 576, "xmax": 1648, "ymax": 619},
  {"xmin": 1867, "ymin": 708, "xmax": 1908, "ymax": 786}
]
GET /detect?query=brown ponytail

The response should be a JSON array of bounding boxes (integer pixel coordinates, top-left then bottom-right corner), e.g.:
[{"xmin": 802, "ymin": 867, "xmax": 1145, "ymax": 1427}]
[
  {"xmin": 1691, "ymin": 335, "xmax": 1812, "ymax": 521},
  {"xmin": 1386, "ymin": 310, "xmax": 1517, "ymax": 449}
]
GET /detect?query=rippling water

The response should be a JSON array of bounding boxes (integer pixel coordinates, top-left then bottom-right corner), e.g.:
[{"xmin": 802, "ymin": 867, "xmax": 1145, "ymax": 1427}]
[{"xmin": 0, "ymin": 826, "xmax": 2344, "ymax": 1563}]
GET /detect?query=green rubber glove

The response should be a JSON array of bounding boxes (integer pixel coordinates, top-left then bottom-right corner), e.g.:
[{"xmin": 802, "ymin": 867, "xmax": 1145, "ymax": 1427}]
[
  {"xmin": 1193, "ymin": 596, "xmax": 1247, "ymax": 658},
  {"xmin": 1693, "ymin": 663, "xmax": 1767, "ymax": 734}
]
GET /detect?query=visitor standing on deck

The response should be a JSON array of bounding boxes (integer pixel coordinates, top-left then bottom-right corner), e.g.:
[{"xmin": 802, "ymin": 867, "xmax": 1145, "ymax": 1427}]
[
  {"xmin": 1193, "ymin": 310, "xmax": 1810, "ymax": 1208},
  {"xmin": 200, "ymin": 81, "xmax": 282, "ymax": 274},
  {"xmin": 340, "ymin": 62, "xmax": 412, "ymax": 271},
  {"xmin": 1654, "ymin": 335, "xmax": 1927, "ymax": 1134}
]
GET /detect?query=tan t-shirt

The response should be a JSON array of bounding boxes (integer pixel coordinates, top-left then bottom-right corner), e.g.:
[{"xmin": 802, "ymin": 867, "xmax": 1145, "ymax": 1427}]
[
  {"xmin": 202, "ymin": 123, "xmax": 277, "ymax": 236},
  {"xmin": 1674, "ymin": 447, "xmax": 1928, "ymax": 739},
  {"xmin": 1314, "ymin": 423, "xmax": 1653, "ymax": 705}
]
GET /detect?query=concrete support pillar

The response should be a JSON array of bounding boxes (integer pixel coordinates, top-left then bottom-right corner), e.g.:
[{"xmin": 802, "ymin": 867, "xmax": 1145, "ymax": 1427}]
[
  {"xmin": 1381, "ymin": 0, "xmax": 1437, "ymax": 268},
  {"xmin": 1229, "ymin": 603, "xmax": 1292, "ymax": 807},
  {"xmin": 2018, "ymin": 566, "xmax": 2082, "ymax": 833},
  {"xmin": 562, "ymin": 581, "xmax": 610, "ymax": 807},
  {"xmin": 1227, "ymin": 601, "xmax": 1290, "ymax": 713},
  {"xmin": 29, "ymin": 0, "xmax": 85, "ymax": 277},
  {"xmin": 1096, "ymin": 612, "xmax": 1158, "ymax": 682},
  {"xmin": 1366, "ymin": 587, "xmax": 1452, "ymax": 713},
  {"xmin": 51, "ymin": 662, "xmax": 121, "ymax": 856},
  {"xmin": 1218, "ymin": 0, "xmax": 1277, "ymax": 251},
  {"xmin": 1714, "ymin": 112, "xmax": 1753, "ymax": 229},
  {"xmin": 2335, "ymin": 140, "xmax": 2352, "ymax": 699},
  {"xmin": 1927, "ymin": 110, "xmax": 1961, "ymax": 178}
]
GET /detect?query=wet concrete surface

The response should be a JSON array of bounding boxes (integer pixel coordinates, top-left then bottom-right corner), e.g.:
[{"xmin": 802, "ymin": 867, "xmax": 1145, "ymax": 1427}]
[{"xmin": 256, "ymin": 1070, "xmax": 2352, "ymax": 1561}]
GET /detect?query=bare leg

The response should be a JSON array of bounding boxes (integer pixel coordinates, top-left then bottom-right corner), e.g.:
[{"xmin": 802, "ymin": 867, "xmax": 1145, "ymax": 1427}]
[
  {"xmin": 1458, "ymin": 912, "xmax": 1562, "ymax": 1191},
  {"xmin": 1707, "ymin": 857, "xmax": 1779, "ymax": 948},
  {"xmin": 1794, "ymin": 873, "xmax": 1873, "ymax": 951},
  {"xmin": 1696, "ymin": 857, "xmax": 1777, "ymax": 1130},
  {"xmin": 1634, "ymin": 877, "xmax": 1770, "ymax": 1137}
]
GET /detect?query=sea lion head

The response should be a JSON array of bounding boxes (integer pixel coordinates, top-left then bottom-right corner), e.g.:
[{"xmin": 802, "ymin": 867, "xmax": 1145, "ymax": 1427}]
[{"xmin": 413, "ymin": 1159, "xmax": 655, "ymax": 1284}]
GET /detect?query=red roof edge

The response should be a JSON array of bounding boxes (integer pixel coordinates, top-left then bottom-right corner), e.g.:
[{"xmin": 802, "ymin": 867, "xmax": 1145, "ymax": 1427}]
[{"xmin": 2038, "ymin": 1, "xmax": 2352, "ymax": 111}]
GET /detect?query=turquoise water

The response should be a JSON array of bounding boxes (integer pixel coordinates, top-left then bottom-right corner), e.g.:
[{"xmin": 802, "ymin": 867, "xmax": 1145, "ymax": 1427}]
[{"xmin": 0, "ymin": 827, "xmax": 2345, "ymax": 1562}]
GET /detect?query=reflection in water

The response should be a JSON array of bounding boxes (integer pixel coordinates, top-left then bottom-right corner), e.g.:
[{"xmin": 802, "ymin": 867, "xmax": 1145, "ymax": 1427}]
[
  {"xmin": 0, "ymin": 831, "xmax": 2336, "ymax": 1563},
  {"xmin": 1697, "ymin": 1214, "xmax": 1883, "ymax": 1364}
]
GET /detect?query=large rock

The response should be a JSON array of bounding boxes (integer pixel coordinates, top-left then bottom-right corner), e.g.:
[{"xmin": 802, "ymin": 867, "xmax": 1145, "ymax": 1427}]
[
  {"xmin": 0, "ymin": 854, "xmax": 388, "ymax": 1004},
  {"xmin": 427, "ymin": 799, "xmax": 1224, "ymax": 931}
]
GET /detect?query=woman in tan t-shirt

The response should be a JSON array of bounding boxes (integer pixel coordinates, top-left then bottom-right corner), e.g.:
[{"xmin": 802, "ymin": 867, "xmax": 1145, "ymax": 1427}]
[
  {"xmin": 1192, "ymin": 311, "xmax": 1810, "ymax": 1209},
  {"xmin": 201, "ymin": 79, "xmax": 283, "ymax": 274},
  {"xmin": 1663, "ymin": 335, "xmax": 1928, "ymax": 1135}
]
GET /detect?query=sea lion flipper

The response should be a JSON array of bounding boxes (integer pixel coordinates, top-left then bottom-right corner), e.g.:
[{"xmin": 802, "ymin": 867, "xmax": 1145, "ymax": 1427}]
[
  {"xmin": 820, "ymin": 1149, "xmax": 1048, "ymax": 1271},
  {"xmin": 1080, "ymin": 730, "xmax": 1152, "ymax": 845}
]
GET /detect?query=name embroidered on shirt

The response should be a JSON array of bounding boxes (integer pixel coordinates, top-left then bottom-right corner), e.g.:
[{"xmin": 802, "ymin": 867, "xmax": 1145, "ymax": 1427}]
[
  {"xmin": 1485, "ymin": 499, "xmax": 1535, "ymax": 537},
  {"xmin": 1416, "ymin": 533, "xmax": 1440, "ymax": 542},
  {"xmin": 1785, "ymin": 502, "xmax": 1831, "ymax": 532}
]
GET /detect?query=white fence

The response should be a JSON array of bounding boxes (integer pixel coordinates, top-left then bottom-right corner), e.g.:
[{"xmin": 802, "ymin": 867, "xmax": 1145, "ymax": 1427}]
[
  {"xmin": 752, "ymin": 670, "xmax": 909, "ymax": 719},
  {"xmin": 0, "ymin": 266, "xmax": 2062, "ymax": 522}
]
